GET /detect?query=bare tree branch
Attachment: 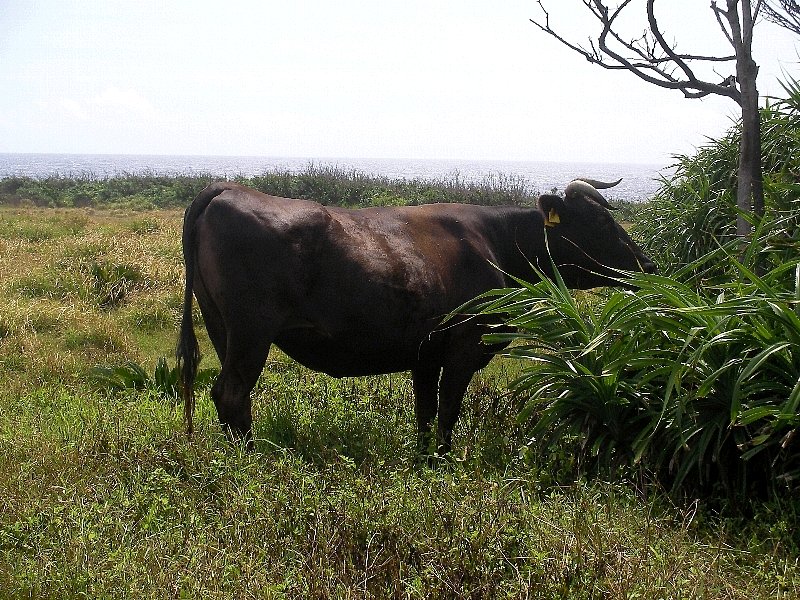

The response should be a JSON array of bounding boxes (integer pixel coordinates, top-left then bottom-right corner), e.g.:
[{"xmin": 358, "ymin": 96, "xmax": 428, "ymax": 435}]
[
  {"xmin": 530, "ymin": 0, "xmax": 766, "ymax": 241},
  {"xmin": 753, "ymin": 0, "xmax": 766, "ymax": 22},
  {"xmin": 530, "ymin": 0, "xmax": 741, "ymax": 102},
  {"xmin": 647, "ymin": 0, "xmax": 697, "ymax": 81}
]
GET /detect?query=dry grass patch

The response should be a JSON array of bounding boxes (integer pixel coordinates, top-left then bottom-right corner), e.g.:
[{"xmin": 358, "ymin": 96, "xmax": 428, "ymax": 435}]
[{"xmin": 0, "ymin": 208, "xmax": 184, "ymax": 384}]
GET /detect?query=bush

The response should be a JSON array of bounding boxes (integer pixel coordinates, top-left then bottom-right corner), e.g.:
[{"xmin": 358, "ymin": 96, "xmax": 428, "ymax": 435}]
[
  {"xmin": 469, "ymin": 252, "xmax": 799, "ymax": 501},
  {"xmin": 471, "ymin": 82, "xmax": 800, "ymax": 502}
]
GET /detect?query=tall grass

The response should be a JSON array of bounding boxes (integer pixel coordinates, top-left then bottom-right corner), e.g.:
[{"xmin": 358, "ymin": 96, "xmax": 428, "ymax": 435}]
[{"xmin": 0, "ymin": 209, "xmax": 184, "ymax": 388}]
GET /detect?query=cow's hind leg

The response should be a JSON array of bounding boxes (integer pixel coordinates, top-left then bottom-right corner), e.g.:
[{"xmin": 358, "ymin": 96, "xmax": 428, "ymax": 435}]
[
  {"xmin": 193, "ymin": 279, "xmax": 227, "ymax": 367},
  {"xmin": 412, "ymin": 365, "xmax": 441, "ymax": 457},
  {"xmin": 212, "ymin": 329, "xmax": 272, "ymax": 448}
]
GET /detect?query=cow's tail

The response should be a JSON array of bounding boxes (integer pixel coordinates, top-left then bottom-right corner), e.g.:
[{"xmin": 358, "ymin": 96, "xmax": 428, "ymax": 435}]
[{"xmin": 176, "ymin": 182, "xmax": 230, "ymax": 438}]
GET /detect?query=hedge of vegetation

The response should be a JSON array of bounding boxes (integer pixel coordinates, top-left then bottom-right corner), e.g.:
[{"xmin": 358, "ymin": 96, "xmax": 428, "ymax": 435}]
[
  {"xmin": 0, "ymin": 163, "xmax": 650, "ymax": 228},
  {"xmin": 0, "ymin": 164, "xmax": 540, "ymax": 210}
]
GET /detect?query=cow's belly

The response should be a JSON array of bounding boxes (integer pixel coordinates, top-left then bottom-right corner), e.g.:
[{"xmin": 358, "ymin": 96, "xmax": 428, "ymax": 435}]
[{"xmin": 274, "ymin": 327, "xmax": 423, "ymax": 377}]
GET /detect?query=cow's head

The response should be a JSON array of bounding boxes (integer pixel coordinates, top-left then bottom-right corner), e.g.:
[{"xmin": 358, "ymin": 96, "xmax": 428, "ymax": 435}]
[{"xmin": 537, "ymin": 178, "xmax": 656, "ymax": 289}]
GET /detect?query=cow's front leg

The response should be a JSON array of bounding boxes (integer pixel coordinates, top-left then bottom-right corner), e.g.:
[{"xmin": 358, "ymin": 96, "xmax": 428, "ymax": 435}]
[
  {"xmin": 436, "ymin": 366, "xmax": 476, "ymax": 455},
  {"xmin": 412, "ymin": 366, "xmax": 441, "ymax": 458}
]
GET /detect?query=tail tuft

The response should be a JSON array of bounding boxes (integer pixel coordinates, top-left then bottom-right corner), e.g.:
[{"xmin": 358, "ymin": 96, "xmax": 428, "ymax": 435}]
[{"xmin": 176, "ymin": 294, "xmax": 200, "ymax": 437}]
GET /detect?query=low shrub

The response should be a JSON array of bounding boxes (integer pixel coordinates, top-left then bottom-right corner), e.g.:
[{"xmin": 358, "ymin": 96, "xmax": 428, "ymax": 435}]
[{"xmin": 91, "ymin": 356, "xmax": 217, "ymax": 401}]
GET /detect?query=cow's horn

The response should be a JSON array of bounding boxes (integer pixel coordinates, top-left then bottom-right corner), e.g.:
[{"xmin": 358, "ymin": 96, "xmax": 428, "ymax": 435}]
[
  {"xmin": 564, "ymin": 179, "xmax": 619, "ymax": 210},
  {"xmin": 575, "ymin": 177, "xmax": 622, "ymax": 190}
]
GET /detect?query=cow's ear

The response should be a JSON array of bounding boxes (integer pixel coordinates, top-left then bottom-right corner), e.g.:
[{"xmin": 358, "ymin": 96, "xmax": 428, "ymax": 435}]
[{"xmin": 538, "ymin": 195, "xmax": 567, "ymax": 228}]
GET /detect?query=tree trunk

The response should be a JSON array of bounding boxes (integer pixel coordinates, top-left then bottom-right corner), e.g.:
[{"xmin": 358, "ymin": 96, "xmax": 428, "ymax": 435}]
[
  {"xmin": 733, "ymin": 0, "xmax": 764, "ymax": 239},
  {"xmin": 737, "ymin": 59, "xmax": 761, "ymax": 238}
]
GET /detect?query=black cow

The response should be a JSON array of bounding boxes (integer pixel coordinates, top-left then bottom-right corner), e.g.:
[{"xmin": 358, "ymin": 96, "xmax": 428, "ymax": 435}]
[{"xmin": 177, "ymin": 179, "xmax": 655, "ymax": 454}]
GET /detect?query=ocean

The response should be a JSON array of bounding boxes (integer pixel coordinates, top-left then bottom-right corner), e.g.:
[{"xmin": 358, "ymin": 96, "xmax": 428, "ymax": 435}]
[{"xmin": 0, "ymin": 153, "xmax": 673, "ymax": 202}]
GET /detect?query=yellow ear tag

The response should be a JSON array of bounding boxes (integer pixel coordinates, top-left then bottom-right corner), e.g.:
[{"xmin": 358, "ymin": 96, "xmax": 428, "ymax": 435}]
[{"xmin": 545, "ymin": 208, "xmax": 561, "ymax": 227}]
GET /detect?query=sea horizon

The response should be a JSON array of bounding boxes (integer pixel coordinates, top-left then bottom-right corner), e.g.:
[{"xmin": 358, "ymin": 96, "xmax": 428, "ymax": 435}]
[{"xmin": 0, "ymin": 152, "xmax": 674, "ymax": 201}]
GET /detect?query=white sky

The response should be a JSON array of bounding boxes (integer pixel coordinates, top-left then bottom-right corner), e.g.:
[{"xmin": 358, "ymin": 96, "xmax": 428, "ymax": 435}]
[{"xmin": 1, "ymin": 1, "xmax": 798, "ymax": 167}]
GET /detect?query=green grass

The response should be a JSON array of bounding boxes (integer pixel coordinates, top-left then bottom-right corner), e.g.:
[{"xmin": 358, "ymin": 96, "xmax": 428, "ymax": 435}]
[{"xmin": 1, "ymin": 207, "xmax": 799, "ymax": 598}]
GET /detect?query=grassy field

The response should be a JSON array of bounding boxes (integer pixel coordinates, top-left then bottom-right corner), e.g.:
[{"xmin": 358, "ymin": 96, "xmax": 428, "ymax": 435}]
[{"xmin": 1, "ymin": 206, "xmax": 798, "ymax": 599}]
